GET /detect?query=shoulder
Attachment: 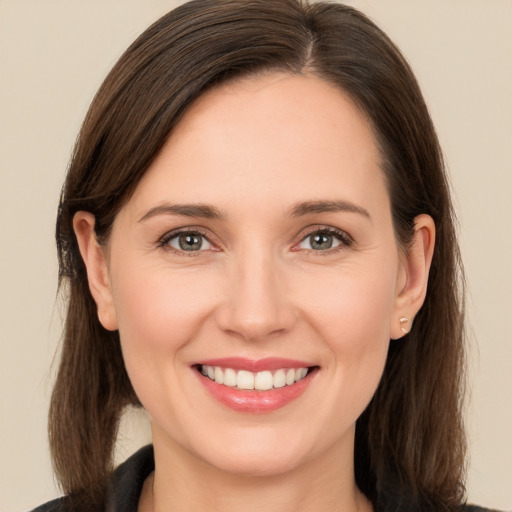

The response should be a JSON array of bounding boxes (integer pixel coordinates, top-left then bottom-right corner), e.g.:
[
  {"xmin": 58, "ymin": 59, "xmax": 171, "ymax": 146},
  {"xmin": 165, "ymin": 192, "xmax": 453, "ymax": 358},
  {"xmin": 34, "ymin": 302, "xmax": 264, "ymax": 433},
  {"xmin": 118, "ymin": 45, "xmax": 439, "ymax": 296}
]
[
  {"xmin": 29, "ymin": 495, "xmax": 102, "ymax": 512},
  {"xmin": 462, "ymin": 506, "xmax": 506, "ymax": 512},
  {"xmin": 29, "ymin": 496, "xmax": 74, "ymax": 512},
  {"xmin": 30, "ymin": 445, "xmax": 154, "ymax": 512}
]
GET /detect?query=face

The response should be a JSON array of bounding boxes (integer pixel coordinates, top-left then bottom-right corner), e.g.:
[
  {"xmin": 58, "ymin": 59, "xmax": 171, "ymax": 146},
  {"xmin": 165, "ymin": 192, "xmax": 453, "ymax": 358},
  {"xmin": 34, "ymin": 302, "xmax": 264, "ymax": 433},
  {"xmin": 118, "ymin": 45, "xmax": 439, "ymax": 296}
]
[{"xmin": 85, "ymin": 73, "xmax": 416, "ymax": 476}]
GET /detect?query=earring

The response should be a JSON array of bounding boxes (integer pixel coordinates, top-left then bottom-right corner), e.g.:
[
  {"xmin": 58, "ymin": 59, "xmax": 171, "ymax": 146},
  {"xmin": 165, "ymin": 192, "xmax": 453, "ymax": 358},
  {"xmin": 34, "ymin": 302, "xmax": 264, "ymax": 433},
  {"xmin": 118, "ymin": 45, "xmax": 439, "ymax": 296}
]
[{"xmin": 400, "ymin": 317, "xmax": 410, "ymax": 334}]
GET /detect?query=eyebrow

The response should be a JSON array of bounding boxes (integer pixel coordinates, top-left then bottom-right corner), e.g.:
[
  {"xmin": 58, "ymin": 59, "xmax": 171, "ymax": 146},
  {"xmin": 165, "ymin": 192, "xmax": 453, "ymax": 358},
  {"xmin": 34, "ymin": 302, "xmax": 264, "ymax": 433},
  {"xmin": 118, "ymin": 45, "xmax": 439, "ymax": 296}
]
[
  {"xmin": 288, "ymin": 200, "xmax": 371, "ymax": 219},
  {"xmin": 138, "ymin": 199, "xmax": 370, "ymax": 223},
  {"xmin": 138, "ymin": 203, "xmax": 225, "ymax": 222}
]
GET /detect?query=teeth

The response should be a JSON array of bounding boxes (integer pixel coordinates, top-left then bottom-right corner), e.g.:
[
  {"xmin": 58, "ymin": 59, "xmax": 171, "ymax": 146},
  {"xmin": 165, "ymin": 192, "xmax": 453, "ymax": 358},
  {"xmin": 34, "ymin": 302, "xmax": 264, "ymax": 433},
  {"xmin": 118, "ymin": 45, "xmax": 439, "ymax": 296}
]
[
  {"xmin": 214, "ymin": 366, "xmax": 224, "ymax": 385},
  {"xmin": 200, "ymin": 365, "xmax": 311, "ymax": 390},
  {"xmin": 224, "ymin": 368, "xmax": 237, "ymax": 387},
  {"xmin": 237, "ymin": 370, "xmax": 255, "ymax": 390},
  {"xmin": 254, "ymin": 371, "xmax": 273, "ymax": 390},
  {"xmin": 273, "ymin": 369, "xmax": 286, "ymax": 388},
  {"xmin": 295, "ymin": 368, "xmax": 307, "ymax": 382}
]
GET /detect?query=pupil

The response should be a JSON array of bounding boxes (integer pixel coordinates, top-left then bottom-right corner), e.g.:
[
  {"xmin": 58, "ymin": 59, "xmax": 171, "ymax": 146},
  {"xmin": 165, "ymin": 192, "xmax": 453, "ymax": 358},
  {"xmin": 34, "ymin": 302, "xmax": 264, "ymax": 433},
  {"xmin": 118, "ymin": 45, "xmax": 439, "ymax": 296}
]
[
  {"xmin": 179, "ymin": 234, "xmax": 202, "ymax": 251},
  {"xmin": 311, "ymin": 233, "xmax": 332, "ymax": 250}
]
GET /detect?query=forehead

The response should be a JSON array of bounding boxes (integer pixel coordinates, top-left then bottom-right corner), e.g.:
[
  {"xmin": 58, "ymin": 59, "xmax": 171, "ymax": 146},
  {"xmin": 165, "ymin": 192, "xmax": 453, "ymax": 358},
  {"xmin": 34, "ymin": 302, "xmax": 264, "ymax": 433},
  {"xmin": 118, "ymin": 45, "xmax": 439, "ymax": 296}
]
[
  {"xmin": 170, "ymin": 72, "xmax": 378, "ymax": 165},
  {"xmin": 127, "ymin": 72, "xmax": 387, "ymax": 218}
]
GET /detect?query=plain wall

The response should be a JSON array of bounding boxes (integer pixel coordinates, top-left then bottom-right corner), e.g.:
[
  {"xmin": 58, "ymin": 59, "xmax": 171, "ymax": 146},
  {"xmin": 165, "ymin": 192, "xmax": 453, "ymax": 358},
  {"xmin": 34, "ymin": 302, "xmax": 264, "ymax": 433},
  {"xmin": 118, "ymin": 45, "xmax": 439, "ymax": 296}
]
[{"xmin": 1, "ymin": 1, "xmax": 511, "ymax": 510}]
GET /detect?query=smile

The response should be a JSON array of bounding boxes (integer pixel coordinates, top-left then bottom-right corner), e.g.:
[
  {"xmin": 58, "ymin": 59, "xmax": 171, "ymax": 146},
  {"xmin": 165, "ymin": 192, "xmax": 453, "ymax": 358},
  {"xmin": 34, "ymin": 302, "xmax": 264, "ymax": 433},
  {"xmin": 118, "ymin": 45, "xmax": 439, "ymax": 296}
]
[
  {"xmin": 193, "ymin": 358, "xmax": 318, "ymax": 413},
  {"xmin": 199, "ymin": 365, "xmax": 310, "ymax": 391}
]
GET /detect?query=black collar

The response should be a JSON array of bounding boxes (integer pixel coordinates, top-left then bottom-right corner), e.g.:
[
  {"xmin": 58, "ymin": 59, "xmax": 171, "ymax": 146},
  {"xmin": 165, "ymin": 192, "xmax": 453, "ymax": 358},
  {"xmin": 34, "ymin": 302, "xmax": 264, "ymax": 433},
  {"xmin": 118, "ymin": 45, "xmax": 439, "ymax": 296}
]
[{"xmin": 107, "ymin": 445, "xmax": 154, "ymax": 512}]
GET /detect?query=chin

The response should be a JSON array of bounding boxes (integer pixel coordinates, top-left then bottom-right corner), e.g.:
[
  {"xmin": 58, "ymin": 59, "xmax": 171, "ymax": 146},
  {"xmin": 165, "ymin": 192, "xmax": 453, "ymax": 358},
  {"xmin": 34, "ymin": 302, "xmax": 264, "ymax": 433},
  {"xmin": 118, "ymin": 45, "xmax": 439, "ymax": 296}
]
[
  {"xmin": 204, "ymin": 448, "xmax": 304, "ymax": 478},
  {"xmin": 190, "ymin": 428, "xmax": 317, "ymax": 478}
]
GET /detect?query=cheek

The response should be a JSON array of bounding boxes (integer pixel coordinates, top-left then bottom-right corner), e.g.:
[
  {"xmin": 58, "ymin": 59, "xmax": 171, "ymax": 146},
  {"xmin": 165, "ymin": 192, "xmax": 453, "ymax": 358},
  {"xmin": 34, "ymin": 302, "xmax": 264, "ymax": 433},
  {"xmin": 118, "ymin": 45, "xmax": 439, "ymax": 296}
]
[
  {"xmin": 295, "ymin": 263, "xmax": 397, "ymax": 407},
  {"xmin": 110, "ymin": 265, "xmax": 218, "ymax": 389},
  {"xmin": 298, "ymin": 262, "xmax": 397, "ymax": 345},
  {"xmin": 113, "ymin": 264, "xmax": 212, "ymax": 339}
]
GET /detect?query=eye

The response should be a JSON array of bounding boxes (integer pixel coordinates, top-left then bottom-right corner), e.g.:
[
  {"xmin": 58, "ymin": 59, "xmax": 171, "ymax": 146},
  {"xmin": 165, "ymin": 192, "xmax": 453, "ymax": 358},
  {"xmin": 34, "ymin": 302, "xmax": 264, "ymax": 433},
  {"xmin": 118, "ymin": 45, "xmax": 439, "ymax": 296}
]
[
  {"xmin": 296, "ymin": 228, "xmax": 351, "ymax": 252},
  {"xmin": 163, "ymin": 231, "xmax": 213, "ymax": 252}
]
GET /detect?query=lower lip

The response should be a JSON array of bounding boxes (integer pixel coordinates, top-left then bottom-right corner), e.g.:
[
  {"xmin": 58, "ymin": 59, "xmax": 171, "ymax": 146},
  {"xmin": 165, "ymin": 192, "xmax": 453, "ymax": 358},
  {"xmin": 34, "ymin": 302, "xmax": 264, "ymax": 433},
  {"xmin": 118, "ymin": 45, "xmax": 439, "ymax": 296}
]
[{"xmin": 195, "ymin": 368, "xmax": 317, "ymax": 414}]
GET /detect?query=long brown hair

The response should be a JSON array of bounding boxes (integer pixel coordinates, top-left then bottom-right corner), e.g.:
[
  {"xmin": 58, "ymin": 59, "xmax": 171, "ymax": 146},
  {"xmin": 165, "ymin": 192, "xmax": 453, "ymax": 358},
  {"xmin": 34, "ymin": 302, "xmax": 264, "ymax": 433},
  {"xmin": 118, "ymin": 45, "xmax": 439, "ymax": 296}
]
[{"xmin": 50, "ymin": 1, "xmax": 466, "ymax": 510}]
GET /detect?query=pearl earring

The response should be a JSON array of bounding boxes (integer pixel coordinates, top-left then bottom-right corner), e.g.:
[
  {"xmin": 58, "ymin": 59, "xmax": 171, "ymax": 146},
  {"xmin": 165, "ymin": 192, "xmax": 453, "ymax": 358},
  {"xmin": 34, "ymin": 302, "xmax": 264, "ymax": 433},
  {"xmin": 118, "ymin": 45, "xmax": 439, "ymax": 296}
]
[{"xmin": 400, "ymin": 317, "xmax": 410, "ymax": 334}]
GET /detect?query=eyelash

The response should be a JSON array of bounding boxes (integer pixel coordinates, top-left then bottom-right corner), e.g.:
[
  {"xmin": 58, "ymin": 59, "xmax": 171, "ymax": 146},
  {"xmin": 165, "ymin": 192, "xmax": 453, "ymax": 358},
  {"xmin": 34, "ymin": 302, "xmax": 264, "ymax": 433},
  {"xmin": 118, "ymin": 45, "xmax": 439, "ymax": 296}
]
[
  {"xmin": 157, "ymin": 227, "xmax": 216, "ymax": 257},
  {"xmin": 157, "ymin": 226, "xmax": 353, "ymax": 257},
  {"xmin": 295, "ymin": 226, "xmax": 354, "ymax": 255}
]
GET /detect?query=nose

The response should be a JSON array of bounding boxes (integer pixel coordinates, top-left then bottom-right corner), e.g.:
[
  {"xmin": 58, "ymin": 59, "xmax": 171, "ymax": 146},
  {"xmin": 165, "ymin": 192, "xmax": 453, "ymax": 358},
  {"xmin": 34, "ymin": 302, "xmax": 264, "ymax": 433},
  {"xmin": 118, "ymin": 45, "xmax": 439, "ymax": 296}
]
[{"xmin": 214, "ymin": 250, "xmax": 297, "ymax": 342}]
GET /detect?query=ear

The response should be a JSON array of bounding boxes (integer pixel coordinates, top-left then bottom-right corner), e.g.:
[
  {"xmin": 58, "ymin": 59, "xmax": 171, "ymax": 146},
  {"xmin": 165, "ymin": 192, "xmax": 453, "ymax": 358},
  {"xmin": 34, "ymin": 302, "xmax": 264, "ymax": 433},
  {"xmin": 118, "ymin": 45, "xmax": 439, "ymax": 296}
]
[
  {"xmin": 73, "ymin": 211, "xmax": 118, "ymax": 331},
  {"xmin": 390, "ymin": 214, "xmax": 435, "ymax": 340}
]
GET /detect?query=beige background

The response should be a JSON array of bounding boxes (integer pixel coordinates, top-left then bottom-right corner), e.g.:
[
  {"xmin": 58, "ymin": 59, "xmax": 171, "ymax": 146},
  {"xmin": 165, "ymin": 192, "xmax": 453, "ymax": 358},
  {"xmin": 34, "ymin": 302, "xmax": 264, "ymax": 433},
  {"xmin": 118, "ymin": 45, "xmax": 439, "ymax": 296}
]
[{"xmin": 1, "ymin": 1, "xmax": 511, "ymax": 510}]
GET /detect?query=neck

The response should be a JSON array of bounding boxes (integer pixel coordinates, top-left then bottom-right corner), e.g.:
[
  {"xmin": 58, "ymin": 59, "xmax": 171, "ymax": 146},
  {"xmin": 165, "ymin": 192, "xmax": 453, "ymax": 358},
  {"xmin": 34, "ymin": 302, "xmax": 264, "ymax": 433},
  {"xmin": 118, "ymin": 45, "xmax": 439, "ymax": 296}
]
[{"xmin": 140, "ymin": 424, "xmax": 372, "ymax": 512}]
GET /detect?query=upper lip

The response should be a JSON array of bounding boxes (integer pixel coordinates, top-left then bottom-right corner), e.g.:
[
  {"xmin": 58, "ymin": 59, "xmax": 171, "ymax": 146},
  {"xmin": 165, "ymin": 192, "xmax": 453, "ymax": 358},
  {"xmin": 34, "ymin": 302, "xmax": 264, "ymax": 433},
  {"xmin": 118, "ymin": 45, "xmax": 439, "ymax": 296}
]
[{"xmin": 194, "ymin": 357, "xmax": 316, "ymax": 372}]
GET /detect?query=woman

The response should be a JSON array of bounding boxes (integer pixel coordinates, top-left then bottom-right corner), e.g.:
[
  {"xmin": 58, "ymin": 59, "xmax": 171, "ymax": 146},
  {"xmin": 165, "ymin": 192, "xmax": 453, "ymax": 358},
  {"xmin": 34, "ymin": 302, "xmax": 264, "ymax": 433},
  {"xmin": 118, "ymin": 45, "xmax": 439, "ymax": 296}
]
[{"xmin": 33, "ymin": 0, "xmax": 489, "ymax": 511}]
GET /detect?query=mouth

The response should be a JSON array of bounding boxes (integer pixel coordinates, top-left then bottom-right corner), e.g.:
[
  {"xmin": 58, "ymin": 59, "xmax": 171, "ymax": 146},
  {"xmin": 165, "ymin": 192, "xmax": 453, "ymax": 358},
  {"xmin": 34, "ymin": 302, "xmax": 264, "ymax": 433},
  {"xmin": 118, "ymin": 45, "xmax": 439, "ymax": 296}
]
[
  {"xmin": 192, "ymin": 358, "xmax": 319, "ymax": 413},
  {"xmin": 195, "ymin": 364, "xmax": 314, "ymax": 391}
]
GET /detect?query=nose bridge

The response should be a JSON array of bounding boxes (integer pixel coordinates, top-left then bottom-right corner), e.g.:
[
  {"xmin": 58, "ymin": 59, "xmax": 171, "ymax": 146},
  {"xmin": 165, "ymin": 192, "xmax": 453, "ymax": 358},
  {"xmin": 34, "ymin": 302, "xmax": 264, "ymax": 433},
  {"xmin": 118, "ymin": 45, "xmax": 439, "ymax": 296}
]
[{"xmin": 216, "ymin": 242, "xmax": 296, "ymax": 341}]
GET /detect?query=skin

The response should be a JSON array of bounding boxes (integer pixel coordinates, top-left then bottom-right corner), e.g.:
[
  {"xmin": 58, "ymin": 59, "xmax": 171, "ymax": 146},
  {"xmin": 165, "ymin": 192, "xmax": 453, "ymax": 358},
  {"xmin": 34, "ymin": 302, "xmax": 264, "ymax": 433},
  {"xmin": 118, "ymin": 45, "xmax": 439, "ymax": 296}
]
[{"xmin": 74, "ymin": 73, "xmax": 435, "ymax": 512}]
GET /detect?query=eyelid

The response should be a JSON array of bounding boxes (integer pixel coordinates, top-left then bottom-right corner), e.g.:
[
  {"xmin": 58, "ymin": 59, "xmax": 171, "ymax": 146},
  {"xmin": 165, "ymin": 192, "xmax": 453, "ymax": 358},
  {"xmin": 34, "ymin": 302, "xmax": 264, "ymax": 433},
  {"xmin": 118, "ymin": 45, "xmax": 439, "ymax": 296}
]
[
  {"xmin": 156, "ymin": 224, "xmax": 353, "ymax": 255},
  {"xmin": 157, "ymin": 226, "xmax": 220, "ymax": 254},
  {"xmin": 292, "ymin": 225, "xmax": 354, "ymax": 252}
]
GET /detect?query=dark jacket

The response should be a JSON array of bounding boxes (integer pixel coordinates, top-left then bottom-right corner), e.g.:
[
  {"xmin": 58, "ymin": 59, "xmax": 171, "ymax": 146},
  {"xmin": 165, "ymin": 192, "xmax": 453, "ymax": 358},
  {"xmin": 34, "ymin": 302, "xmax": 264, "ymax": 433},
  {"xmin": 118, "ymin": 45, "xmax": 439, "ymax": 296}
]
[{"xmin": 31, "ymin": 445, "xmax": 501, "ymax": 512}]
